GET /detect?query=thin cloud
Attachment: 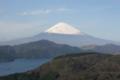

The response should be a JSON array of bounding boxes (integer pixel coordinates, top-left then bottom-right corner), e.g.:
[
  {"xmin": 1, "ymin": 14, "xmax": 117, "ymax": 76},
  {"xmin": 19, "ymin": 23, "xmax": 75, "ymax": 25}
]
[
  {"xmin": 56, "ymin": 8, "xmax": 71, "ymax": 12},
  {"xmin": 19, "ymin": 9, "xmax": 52, "ymax": 16},
  {"xmin": 0, "ymin": 21, "xmax": 42, "ymax": 41},
  {"xmin": 18, "ymin": 8, "xmax": 72, "ymax": 16}
]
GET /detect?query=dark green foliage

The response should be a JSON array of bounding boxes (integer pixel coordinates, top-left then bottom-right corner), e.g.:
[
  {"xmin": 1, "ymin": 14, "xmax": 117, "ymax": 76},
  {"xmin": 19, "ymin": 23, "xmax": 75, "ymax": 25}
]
[
  {"xmin": 40, "ymin": 71, "xmax": 59, "ymax": 80},
  {"xmin": 1, "ymin": 52, "xmax": 120, "ymax": 80},
  {"xmin": 0, "ymin": 74, "xmax": 36, "ymax": 80}
]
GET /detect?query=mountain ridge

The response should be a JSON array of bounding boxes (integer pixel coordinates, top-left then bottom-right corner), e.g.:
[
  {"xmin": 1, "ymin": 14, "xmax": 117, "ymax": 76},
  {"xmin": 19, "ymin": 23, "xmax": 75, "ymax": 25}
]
[
  {"xmin": 0, "ymin": 39, "xmax": 81, "ymax": 62},
  {"xmin": 0, "ymin": 22, "xmax": 119, "ymax": 47}
]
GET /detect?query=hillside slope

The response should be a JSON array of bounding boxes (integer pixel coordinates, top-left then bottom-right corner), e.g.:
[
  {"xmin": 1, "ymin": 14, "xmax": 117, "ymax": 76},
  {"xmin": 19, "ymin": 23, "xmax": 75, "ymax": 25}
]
[
  {"xmin": 92, "ymin": 44, "xmax": 120, "ymax": 54},
  {"xmin": 0, "ymin": 40, "xmax": 81, "ymax": 62},
  {"xmin": 0, "ymin": 46, "xmax": 16, "ymax": 62},
  {"xmin": 1, "ymin": 52, "xmax": 120, "ymax": 80},
  {"xmin": 14, "ymin": 40, "xmax": 81, "ymax": 58}
]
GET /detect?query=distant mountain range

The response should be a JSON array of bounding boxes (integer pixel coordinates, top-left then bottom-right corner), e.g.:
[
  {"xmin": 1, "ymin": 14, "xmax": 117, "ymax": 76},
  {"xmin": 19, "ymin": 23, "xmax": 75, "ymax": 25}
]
[
  {"xmin": 0, "ymin": 22, "xmax": 118, "ymax": 47},
  {"xmin": 0, "ymin": 22, "xmax": 120, "ymax": 79},
  {"xmin": 0, "ymin": 24, "xmax": 120, "ymax": 62},
  {"xmin": 14, "ymin": 40, "xmax": 81, "ymax": 58},
  {"xmin": 82, "ymin": 44, "xmax": 120, "ymax": 54},
  {"xmin": 1, "ymin": 39, "xmax": 120, "ymax": 63},
  {"xmin": 91, "ymin": 44, "xmax": 120, "ymax": 54},
  {"xmin": 1, "ymin": 52, "xmax": 120, "ymax": 80},
  {"xmin": 0, "ymin": 40, "xmax": 81, "ymax": 62}
]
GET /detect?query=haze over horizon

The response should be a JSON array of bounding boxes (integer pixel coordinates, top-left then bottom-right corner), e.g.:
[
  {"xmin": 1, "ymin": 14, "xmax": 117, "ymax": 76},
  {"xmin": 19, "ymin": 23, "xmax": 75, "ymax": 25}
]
[{"xmin": 0, "ymin": 0, "xmax": 120, "ymax": 42}]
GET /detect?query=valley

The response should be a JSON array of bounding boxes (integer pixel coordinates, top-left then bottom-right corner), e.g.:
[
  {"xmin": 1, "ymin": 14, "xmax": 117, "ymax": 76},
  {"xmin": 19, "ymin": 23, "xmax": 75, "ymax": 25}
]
[{"xmin": 1, "ymin": 52, "xmax": 120, "ymax": 80}]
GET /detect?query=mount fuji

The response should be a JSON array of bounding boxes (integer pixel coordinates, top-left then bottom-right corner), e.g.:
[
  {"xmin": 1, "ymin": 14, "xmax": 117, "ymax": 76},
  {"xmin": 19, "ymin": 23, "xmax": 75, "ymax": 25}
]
[
  {"xmin": 45, "ymin": 22, "xmax": 81, "ymax": 35},
  {"xmin": 0, "ymin": 22, "xmax": 117, "ymax": 47}
]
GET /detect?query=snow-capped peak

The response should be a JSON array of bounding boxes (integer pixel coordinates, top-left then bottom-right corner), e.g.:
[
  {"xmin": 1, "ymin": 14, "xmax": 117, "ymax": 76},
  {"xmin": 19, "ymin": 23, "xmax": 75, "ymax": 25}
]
[{"xmin": 45, "ymin": 22, "xmax": 81, "ymax": 35}]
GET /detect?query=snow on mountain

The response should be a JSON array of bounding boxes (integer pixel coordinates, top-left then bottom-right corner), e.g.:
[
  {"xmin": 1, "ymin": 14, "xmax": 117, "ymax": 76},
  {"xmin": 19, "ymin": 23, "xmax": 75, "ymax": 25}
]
[
  {"xmin": 0, "ymin": 22, "xmax": 118, "ymax": 47},
  {"xmin": 45, "ymin": 22, "xmax": 81, "ymax": 35}
]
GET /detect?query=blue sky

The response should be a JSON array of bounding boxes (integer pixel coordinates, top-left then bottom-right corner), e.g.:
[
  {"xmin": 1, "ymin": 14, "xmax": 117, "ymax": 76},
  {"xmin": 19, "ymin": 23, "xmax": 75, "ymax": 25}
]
[{"xmin": 0, "ymin": 0, "xmax": 120, "ymax": 42}]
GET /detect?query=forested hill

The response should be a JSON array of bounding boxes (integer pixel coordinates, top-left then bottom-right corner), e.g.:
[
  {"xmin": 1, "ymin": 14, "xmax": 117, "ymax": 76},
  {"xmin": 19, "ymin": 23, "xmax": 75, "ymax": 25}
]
[{"xmin": 1, "ymin": 52, "xmax": 120, "ymax": 80}]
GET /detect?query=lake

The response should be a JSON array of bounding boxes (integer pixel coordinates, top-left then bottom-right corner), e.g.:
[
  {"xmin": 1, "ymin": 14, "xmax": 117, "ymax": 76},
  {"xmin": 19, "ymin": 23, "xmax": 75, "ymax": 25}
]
[{"xmin": 0, "ymin": 59, "xmax": 50, "ymax": 76}]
